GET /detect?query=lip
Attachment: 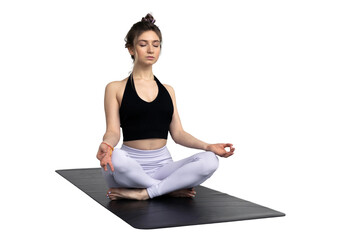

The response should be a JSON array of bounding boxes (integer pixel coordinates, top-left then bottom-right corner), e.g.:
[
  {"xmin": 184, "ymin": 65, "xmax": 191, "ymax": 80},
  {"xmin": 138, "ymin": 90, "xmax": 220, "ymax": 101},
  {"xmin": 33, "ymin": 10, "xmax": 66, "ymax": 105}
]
[{"xmin": 146, "ymin": 56, "xmax": 155, "ymax": 59}]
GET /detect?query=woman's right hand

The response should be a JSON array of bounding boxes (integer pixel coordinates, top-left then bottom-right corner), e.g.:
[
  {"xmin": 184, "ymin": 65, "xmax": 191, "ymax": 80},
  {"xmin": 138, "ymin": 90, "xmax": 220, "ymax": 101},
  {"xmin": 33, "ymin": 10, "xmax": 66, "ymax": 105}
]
[{"xmin": 96, "ymin": 143, "xmax": 115, "ymax": 172}]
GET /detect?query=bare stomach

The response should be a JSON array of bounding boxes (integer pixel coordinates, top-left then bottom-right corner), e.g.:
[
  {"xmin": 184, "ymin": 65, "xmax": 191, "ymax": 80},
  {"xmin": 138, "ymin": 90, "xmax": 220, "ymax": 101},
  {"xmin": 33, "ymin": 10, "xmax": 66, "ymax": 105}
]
[{"xmin": 122, "ymin": 138, "xmax": 167, "ymax": 150}]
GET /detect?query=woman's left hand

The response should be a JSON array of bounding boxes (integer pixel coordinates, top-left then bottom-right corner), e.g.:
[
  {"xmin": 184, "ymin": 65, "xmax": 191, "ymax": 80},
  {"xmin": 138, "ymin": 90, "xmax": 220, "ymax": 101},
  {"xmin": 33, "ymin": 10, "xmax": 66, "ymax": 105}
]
[{"xmin": 207, "ymin": 143, "xmax": 235, "ymax": 158}]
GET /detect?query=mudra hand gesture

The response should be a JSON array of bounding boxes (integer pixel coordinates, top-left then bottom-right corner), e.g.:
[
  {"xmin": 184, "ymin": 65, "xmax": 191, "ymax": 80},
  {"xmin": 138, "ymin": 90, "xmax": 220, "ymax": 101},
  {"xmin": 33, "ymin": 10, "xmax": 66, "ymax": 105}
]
[
  {"xmin": 96, "ymin": 142, "xmax": 115, "ymax": 172},
  {"xmin": 207, "ymin": 143, "xmax": 235, "ymax": 158}
]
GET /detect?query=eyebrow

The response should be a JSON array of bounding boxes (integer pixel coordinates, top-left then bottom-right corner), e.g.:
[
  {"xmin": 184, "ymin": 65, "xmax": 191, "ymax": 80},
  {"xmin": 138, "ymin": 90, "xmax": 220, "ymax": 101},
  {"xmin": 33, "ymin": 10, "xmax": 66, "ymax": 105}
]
[{"xmin": 138, "ymin": 39, "xmax": 160, "ymax": 43}]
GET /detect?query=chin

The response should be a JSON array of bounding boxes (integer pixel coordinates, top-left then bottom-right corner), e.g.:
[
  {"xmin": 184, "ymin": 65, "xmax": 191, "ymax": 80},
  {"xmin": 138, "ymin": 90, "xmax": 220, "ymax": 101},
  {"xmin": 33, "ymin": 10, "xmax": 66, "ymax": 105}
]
[{"xmin": 145, "ymin": 59, "xmax": 158, "ymax": 64}]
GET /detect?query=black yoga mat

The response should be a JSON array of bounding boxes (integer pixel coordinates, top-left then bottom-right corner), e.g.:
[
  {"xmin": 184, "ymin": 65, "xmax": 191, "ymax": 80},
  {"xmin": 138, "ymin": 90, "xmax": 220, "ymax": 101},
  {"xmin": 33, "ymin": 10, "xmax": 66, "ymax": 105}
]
[{"xmin": 56, "ymin": 168, "xmax": 285, "ymax": 229}]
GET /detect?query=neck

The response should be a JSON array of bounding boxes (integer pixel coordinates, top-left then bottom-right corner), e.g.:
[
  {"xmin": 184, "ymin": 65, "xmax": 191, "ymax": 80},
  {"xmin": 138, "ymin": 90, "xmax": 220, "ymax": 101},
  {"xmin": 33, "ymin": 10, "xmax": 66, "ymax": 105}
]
[{"xmin": 132, "ymin": 64, "xmax": 154, "ymax": 81}]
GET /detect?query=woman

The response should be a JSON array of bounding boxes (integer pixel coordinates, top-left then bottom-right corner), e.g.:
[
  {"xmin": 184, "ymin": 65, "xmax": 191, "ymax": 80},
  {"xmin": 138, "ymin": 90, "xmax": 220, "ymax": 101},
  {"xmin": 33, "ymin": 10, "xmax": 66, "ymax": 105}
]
[{"xmin": 96, "ymin": 13, "xmax": 235, "ymax": 201}]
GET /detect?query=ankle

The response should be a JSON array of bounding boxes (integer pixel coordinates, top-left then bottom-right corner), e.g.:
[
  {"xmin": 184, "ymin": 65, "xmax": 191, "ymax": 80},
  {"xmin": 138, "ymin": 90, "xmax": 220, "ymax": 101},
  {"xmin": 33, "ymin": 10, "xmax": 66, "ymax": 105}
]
[{"xmin": 140, "ymin": 189, "xmax": 150, "ymax": 200}]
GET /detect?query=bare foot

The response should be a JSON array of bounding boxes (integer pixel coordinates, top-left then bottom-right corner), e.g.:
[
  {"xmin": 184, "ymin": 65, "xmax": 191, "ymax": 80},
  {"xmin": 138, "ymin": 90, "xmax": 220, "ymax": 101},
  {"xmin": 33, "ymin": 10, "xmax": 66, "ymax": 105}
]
[
  {"xmin": 107, "ymin": 188, "xmax": 149, "ymax": 201},
  {"xmin": 167, "ymin": 188, "xmax": 196, "ymax": 198}
]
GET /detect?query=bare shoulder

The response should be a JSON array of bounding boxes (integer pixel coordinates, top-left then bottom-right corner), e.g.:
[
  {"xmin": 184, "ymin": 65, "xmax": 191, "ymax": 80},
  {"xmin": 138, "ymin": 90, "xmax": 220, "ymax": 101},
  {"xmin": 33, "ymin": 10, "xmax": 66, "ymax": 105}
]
[
  {"xmin": 163, "ymin": 83, "xmax": 175, "ymax": 96},
  {"xmin": 106, "ymin": 76, "xmax": 130, "ymax": 106},
  {"xmin": 106, "ymin": 77, "xmax": 128, "ymax": 90}
]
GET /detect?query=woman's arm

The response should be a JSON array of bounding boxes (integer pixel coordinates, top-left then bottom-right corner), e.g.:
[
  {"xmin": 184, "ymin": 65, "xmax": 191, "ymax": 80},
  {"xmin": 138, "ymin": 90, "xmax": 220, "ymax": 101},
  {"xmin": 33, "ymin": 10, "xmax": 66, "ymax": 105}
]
[
  {"xmin": 96, "ymin": 82, "xmax": 121, "ymax": 172},
  {"xmin": 165, "ymin": 84, "xmax": 235, "ymax": 157},
  {"xmin": 102, "ymin": 81, "xmax": 121, "ymax": 147},
  {"xmin": 165, "ymin": 84, "xmax": 209, "ymax": 151},
  {"xmin": 174, "ymin": 130, "xmax": 210, "ymax": 151},
  {"xmin": 102, "ymin": 131, "xmax": 120, "ymax": 149}
]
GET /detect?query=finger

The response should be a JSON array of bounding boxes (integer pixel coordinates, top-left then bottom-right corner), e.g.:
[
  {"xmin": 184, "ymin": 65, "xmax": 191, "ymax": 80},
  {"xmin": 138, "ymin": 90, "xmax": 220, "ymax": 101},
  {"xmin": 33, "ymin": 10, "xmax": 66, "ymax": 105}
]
[
  {"xmin": 105, "ymin": 153, "xmax": 114, "ymax": 172},
  {"xmin": 222, "ymin": 143, "xmax": 233, "ymax": 151},
  {"xmin": 225, "ymin": 145, "xmax": 234, "ymax": 152},
  {"xmin": 104, "ymin": 164, "xmax": 108, "ymax": 171},
  {"xmin": 224, "ymin": 152, "xmax": 233, "ymax": 158},
  {"xmin": 228, "ymin": 150, "xmax": 235, "ymax": 155},
  {"xmin": 224, "ymin": 143, "xmax": 233, "ymax": 147},
  {"xmin": 109, "ymin": 161, "xmax": 115, "ymax": 172},
  {"xmin": 97, "ymin": 152, "xmax": 104, "ymax": 161},
  {"xmin": 105, "ymin": 154, "xmax": 111, "ymax": 164},
  {"xmin": 224, "ymin": 147, "xmax": 233, "ymax": 153}
]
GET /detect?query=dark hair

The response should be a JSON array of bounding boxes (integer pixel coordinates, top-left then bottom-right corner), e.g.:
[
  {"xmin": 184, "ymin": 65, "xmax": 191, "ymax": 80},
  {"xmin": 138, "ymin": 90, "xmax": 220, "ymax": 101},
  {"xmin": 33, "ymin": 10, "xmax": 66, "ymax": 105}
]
[{"xmin": 124, "ymin": 13, "xmax": 162, "ymax": 62}]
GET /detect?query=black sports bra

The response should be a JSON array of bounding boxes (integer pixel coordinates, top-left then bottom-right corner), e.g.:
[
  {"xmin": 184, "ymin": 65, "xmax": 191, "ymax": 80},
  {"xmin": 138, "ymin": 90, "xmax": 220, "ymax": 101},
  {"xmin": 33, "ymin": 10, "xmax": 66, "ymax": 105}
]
[{"xmin": 119, "ymin": 73, "xmax": 174, "ymax": 141}]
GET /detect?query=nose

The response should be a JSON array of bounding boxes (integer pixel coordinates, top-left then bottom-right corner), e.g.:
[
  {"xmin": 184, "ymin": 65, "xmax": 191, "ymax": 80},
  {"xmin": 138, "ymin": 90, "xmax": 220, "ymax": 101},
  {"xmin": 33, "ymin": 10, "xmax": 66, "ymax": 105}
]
[{"xmin": 147, "ymin": 45, "xmax": 154, "ymax": 53}]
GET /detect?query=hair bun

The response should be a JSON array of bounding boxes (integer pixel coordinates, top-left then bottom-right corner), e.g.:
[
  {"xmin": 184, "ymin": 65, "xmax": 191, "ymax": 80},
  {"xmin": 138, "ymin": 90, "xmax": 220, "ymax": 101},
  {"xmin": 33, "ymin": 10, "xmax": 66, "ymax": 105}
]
[{"xmin": 141, "ymin": 13, "xmax": 156, "ymax": 24}]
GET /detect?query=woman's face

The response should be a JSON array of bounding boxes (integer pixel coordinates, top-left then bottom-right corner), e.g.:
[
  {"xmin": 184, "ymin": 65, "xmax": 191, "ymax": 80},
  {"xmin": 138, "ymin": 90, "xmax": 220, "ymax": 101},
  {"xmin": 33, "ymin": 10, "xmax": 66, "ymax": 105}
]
[{"xmin": 130, "ymin": 30, "xmax": 161, "ymax": 65}]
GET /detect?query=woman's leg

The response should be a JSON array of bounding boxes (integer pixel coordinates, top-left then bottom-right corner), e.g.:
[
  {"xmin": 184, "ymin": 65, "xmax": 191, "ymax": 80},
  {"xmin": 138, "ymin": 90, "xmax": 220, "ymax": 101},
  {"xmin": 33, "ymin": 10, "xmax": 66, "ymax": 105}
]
[
  {"xmin": 101, "ymin": 148, "xmax": 161, "ymax": 189},
  {"xmin": 146, "ymin": 151, "xmax": 219, "ymax": 198}
]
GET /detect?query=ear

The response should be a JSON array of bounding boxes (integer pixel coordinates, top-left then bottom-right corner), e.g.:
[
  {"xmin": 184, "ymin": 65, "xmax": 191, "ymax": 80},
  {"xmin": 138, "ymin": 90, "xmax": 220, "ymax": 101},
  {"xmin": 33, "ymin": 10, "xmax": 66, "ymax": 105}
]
[{"xmin": 127, "ymin": 47, "xmax": 135, "ymax": 57}]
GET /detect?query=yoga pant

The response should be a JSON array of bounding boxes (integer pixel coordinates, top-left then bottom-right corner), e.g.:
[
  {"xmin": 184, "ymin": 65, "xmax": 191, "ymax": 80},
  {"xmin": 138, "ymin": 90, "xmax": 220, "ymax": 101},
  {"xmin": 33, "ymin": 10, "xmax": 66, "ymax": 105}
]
[{"xmin": 101, "ymin": 144, "xmax": 219, "ymax": 199}]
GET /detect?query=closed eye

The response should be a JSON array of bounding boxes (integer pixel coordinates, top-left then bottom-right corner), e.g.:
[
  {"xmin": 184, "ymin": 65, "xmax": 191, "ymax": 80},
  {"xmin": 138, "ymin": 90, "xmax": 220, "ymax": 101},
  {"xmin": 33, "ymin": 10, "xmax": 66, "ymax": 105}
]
[{"xmin": 140, "ymin": 44, "xmax": 159, "ymax": 47}]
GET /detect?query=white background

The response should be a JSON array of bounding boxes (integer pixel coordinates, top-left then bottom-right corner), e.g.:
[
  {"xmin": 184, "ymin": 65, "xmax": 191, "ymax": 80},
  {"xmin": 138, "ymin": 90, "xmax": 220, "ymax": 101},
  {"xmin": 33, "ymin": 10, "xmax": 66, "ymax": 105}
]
[{"xmin": 1, "ymin": 0, "xmax": 359, "ymax": 239}]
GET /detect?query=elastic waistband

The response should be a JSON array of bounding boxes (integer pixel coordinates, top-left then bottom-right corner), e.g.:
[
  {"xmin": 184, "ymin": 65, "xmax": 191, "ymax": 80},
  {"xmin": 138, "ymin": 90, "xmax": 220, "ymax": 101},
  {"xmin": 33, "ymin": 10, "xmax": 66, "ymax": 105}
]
[
  {"xmin": 120, "ymin": 144, "xmax": 168, "ymax": 155},
  {"xmin": 120, "ymin": 144, "xmax": 172, "ymax": 172}
]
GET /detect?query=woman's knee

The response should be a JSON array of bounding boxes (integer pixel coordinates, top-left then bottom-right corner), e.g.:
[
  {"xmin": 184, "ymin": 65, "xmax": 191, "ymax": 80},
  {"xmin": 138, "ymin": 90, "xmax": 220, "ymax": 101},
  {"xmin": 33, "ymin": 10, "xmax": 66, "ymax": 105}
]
[
  {"xmin": 111, "ymin": 149, "xmax": 132, "ymax": 173},
  {"xmin": 198, "ymin": 151, "xmax": 219, "ymax": 176}
]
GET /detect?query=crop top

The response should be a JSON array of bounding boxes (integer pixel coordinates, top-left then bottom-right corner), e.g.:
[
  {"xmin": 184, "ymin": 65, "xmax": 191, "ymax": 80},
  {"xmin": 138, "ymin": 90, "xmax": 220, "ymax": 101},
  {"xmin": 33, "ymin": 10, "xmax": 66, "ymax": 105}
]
[{"xmin": 119, "ymin": 73, "xmax": 174, "ymax": 141}]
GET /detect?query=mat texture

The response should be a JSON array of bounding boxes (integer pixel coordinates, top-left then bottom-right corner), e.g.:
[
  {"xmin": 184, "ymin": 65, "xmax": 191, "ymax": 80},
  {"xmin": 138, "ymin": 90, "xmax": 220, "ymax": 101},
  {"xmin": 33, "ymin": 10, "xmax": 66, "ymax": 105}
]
[{"xmin": 56, "ymin": 168, "xmax": 285, "ymax": 229}]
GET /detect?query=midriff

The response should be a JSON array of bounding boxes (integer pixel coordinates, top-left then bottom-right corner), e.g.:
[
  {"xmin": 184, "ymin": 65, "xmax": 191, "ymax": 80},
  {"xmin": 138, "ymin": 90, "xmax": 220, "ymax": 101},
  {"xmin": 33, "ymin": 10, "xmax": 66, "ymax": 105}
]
[{"xmin": 123, "ymin": 138, "xmax": 167, "ymax": 150}]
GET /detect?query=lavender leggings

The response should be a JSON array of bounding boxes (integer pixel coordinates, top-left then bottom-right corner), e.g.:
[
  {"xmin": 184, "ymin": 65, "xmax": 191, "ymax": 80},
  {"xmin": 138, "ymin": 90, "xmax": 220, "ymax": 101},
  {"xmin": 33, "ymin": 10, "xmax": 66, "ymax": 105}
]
[{"xmin": 101, "ymin": 144, "xmax": 219, "ymax": 199}]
